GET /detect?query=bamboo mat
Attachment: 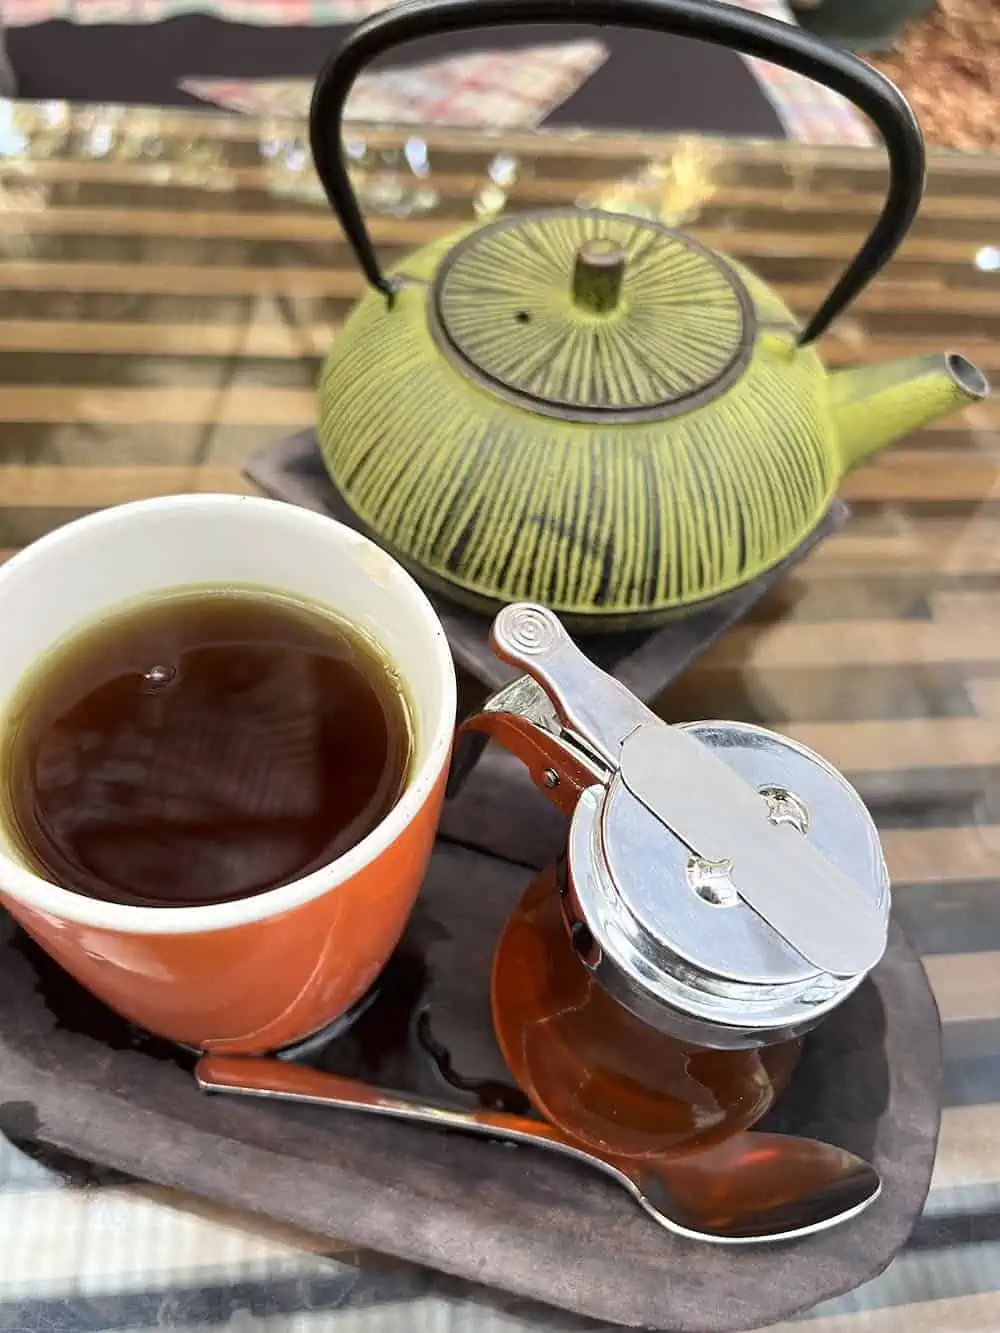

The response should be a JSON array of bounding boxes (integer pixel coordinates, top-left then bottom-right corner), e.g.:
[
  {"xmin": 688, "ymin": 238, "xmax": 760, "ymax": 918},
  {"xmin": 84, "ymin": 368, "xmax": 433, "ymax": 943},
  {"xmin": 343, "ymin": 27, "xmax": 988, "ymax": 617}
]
[{"xmin": 2, "ymin": 101, "xmax": 1000, "ymax": 1331}]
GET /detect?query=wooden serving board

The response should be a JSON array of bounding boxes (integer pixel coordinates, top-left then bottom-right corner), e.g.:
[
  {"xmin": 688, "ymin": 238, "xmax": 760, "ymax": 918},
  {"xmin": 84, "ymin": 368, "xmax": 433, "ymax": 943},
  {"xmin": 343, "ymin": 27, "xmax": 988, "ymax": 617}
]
[{"xmin": 0, "ymin": 752, "xmax": 941, "ymax": 1332}]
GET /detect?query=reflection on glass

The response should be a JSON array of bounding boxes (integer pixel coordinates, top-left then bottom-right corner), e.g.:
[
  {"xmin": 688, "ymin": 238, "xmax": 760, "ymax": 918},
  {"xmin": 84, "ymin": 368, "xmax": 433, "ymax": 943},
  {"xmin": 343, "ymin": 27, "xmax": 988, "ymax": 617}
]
[
  {"xmin": 259, "ymin": 127, "xmax": 323, "ymax": 203},
  {"xmin": 409, "ymin": 186, "xmax": 439, "ymax": 213},
  {"xmin": 282, "ymin": 141, "xmax": 308, "ymax": 173},
  {"xmin": 488, "ymin": 153, "xmax": 519, "ymax": 187},
  {"xmin": 85, "ymin": 123, "xmax": 115, "ymax": 158},
  {"xmin": 582, "ymin": 138, "xmax": 722, "ymax": 227},
  {"xmin": 40, "ymin": 102, "xmax": 69, "ymax": 129},
  {"xmin": 473, "ymin": 182, "xmax": 508, "ymax": 220},
  {"xmin": 0, "ymin": 102, "xmax": 28, "ymax": 159},
  {"xmin": 10, "ymin": 100, "xmax": 69, "ymax": 161},
  {"xmin": 342, "ymin": 135, "xmax": 441, "ymax": 219},
  {"xmin": 404, "ymin": 137, "xmax": 429, "ymax": 178}
]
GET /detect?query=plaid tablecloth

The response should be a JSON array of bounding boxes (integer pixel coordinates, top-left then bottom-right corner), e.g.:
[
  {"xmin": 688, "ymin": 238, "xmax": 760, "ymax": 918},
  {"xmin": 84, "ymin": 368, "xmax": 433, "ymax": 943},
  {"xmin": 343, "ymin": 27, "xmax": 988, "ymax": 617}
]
[
  {"xmin": 2, "ymin": 0, "xmax": 874, "ymax": 144},
  {"xmin": 180, "ymin": 42, "xmax": 608, "ymax": 131}
]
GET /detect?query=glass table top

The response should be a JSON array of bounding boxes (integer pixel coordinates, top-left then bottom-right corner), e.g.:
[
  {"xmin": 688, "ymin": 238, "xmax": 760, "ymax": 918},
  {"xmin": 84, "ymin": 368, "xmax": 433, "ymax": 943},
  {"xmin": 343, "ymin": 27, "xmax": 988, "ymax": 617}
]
[{"xmin": 1, "ymin": 97, "xmax": 1000, "ymax": 1332}]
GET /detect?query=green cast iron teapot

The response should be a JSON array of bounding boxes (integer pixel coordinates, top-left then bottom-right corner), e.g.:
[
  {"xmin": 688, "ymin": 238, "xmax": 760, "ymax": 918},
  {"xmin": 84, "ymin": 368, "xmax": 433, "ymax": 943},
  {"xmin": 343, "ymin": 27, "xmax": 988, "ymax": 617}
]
[{"xmin": 310, "ymin": 0, "xmax": 989, "ymax": 630}]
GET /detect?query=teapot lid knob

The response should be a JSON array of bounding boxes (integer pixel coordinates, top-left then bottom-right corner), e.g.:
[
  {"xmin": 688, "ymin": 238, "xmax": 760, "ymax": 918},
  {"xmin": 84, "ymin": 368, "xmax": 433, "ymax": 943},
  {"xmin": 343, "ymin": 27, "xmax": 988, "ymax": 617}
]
[{"xmin": 572, "ymin": 239, "xmax": 626, "ymax": 315}]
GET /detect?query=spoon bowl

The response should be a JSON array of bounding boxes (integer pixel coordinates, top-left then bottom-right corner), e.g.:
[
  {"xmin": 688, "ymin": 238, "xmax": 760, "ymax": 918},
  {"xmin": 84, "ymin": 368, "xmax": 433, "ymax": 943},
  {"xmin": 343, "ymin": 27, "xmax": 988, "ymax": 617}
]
[{"xmin": 196, "ymin": 1055, "xmax": 880, "ymax": 1244}]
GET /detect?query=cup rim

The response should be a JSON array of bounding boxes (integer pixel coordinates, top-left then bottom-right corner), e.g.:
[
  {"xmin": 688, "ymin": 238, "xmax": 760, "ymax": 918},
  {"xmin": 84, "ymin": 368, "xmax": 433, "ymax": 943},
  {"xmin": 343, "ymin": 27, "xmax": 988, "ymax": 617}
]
[{"xmin": 0, "ymin": 494, "xmax": 457, "ymax": 935}]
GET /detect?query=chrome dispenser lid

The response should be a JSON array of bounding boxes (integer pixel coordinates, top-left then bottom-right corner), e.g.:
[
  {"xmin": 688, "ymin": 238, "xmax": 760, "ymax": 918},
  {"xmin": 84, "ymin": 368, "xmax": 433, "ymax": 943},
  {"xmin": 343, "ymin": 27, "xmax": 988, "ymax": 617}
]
[{"xmin": 487, "ymin": 604, "xmax": 890, "ymax": 1049}]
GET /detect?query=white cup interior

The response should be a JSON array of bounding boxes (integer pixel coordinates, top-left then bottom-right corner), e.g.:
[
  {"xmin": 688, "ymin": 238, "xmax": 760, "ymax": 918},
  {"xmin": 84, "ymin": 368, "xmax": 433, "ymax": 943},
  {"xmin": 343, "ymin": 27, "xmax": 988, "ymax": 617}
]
[{"xmin": 0, "ymin": 494, "xmax": 456, "ymax": 931}]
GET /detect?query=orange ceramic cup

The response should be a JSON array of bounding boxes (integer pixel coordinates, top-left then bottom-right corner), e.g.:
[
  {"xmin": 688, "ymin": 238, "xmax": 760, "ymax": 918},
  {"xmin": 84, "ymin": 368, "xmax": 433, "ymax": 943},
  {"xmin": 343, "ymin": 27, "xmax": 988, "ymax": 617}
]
[{"xmin": 0, "ymin": 494, "xmax": 456, "ymax": 1052}]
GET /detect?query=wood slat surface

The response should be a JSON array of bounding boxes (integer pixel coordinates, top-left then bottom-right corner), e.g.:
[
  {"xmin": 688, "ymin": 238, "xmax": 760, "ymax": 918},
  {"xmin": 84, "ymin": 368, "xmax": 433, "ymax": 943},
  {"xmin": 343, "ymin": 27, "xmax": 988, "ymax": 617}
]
[{"xmin": 3, "ymin": 103, "xmax": 1000, "ymax": 1330}]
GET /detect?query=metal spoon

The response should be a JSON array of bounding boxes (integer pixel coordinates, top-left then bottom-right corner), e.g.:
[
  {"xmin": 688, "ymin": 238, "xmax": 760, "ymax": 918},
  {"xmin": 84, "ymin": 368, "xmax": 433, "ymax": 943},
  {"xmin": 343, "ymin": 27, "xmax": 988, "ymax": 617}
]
[{"xmin": 196, "ymin": 1055, "xmax": 881, "ymax": 1244}]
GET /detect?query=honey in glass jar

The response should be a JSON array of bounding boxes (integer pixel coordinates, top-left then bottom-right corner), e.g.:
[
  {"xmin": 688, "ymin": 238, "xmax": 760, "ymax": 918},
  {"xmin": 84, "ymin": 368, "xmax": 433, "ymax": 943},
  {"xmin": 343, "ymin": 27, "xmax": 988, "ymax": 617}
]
[
  {"xmin": 470, "ymin": 606, "xmax": 891, "ymax": 1162},
  {"xmin": 492, "ymin": 864, "xmax": 803, "ymax": 1160}
]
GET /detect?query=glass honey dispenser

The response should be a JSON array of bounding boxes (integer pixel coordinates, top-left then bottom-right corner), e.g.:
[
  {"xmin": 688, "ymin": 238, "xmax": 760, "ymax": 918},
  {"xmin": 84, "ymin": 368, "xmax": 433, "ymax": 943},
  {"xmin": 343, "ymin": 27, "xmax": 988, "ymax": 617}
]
[{"xmin": 462, "ymin": 604, "xmax": 891, "ymax": 1161}]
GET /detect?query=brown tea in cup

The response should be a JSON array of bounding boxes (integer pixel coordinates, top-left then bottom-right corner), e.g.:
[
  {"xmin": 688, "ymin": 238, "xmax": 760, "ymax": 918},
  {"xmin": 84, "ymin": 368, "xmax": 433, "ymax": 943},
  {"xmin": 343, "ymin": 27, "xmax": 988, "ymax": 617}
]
[{"xmin": 1, "ymin": 588, "xmax": 412, "ymax": 908}]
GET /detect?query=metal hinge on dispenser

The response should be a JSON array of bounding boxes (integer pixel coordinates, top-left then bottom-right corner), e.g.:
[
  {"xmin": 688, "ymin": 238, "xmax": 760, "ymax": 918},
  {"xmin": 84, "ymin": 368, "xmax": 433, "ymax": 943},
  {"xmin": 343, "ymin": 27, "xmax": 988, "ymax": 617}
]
[{"xmin": 475, "ymin": 603, "xmax": 891, "ymax": 1048}]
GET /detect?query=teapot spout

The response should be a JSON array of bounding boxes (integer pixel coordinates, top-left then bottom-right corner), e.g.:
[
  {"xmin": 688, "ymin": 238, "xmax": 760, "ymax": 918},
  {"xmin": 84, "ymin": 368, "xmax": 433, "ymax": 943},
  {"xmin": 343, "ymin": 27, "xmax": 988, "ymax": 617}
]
[{"xmin": 830, "ymin": 353, "xmax": 990, "ymax": 470}]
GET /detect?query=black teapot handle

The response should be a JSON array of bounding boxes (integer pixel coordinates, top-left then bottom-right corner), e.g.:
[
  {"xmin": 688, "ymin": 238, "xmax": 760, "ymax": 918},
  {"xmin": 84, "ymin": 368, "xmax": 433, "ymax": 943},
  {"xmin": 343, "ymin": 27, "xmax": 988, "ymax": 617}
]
[{"xmin": 309, "ymin": 0, "xmax": 924, "ymax": 345}]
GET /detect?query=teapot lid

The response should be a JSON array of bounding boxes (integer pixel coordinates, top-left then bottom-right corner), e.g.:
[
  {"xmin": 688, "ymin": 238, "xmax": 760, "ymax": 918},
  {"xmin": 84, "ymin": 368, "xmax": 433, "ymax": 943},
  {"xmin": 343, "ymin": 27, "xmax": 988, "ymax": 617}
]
[
  {"xmin": 430, "ymin": 209, "xmax": 755, "ymax": 422},
  {"xmin": 483, "ymin": 604, "xmax": 890, "ymax": 1048}
]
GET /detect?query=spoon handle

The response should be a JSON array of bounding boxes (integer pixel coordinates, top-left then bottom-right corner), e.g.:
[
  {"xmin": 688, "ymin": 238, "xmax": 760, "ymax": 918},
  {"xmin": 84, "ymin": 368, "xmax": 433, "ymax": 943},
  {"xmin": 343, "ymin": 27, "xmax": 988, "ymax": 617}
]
[
  {"xmin": 197, "ymin": 1054, "xmax": 613, "ymax": 1162},
  {"xmin": 197, "ymin": 1054, "xmax": 681, "ymax": 1231},
  {"xmin": 195, "ymin": 1056, "xmax": 879, "ymax": 1244}
]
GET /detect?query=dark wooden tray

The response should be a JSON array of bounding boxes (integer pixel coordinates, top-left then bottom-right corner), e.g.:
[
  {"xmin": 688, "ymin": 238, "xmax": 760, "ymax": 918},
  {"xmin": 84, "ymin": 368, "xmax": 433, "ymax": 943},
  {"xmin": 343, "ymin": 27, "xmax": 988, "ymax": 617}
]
[
  {"xmin": 0, "ymin": 753, "xmax": 941, "ymax": 1332},
  {"xmin": 245, "ymin": 431, "xmax": 849, "ymax": 699}
]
